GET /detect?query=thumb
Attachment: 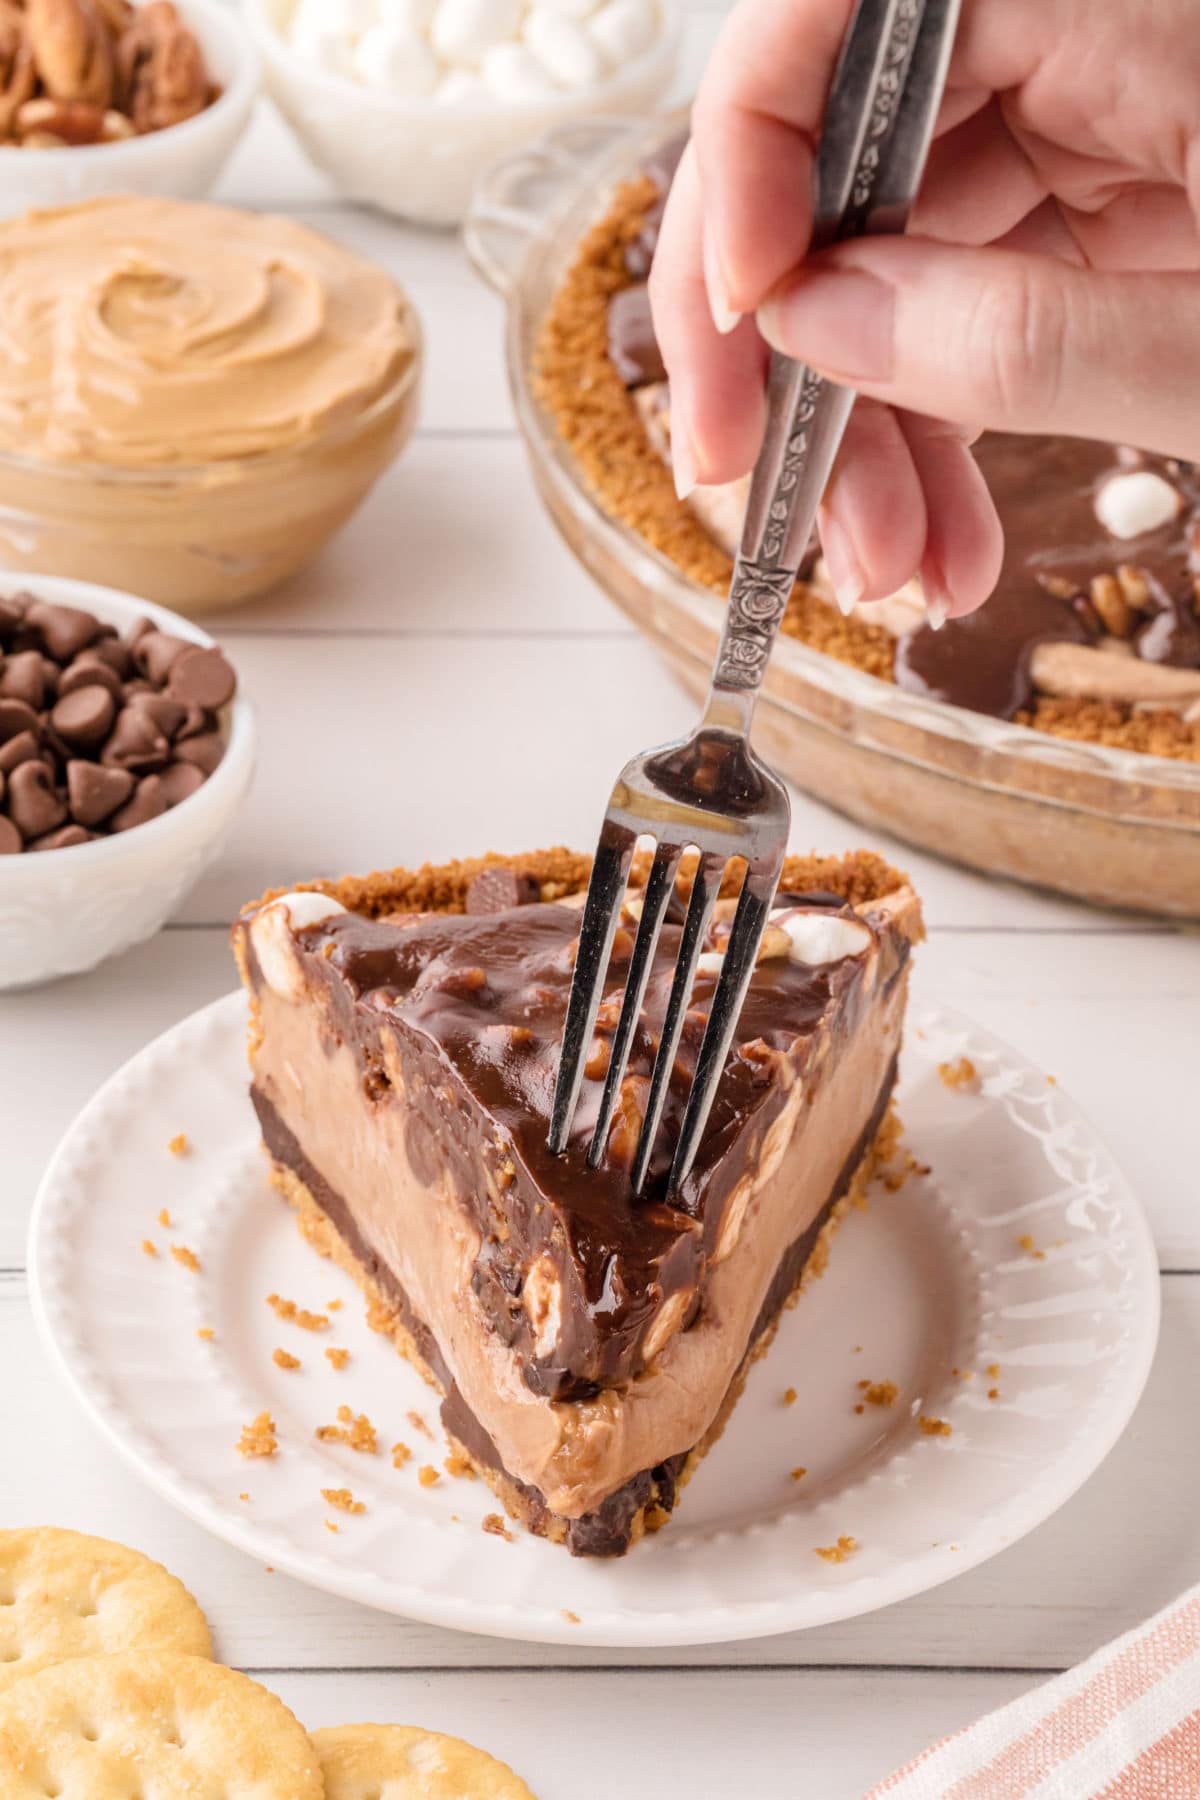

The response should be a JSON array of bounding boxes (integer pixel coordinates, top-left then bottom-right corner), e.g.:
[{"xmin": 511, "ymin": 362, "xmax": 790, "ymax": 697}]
[{"xmin": 757, "ymin": 236, "xmax": 1200, "ymax": 458}]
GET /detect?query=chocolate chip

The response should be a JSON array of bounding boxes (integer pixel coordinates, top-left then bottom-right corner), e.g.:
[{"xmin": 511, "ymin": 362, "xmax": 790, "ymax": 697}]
[
  {"xmin": 28, "ymin": 823, "xmax": 97, "ymax": 852},
  {"xmin": 88, "ymin": 637, "xmax": 134, "ymax": 679},
  {"xmin": 128, "ymin": 691, "xmax": 186, "ymax": 739},
  {"xmin": 465, "ymin": 866, "xmax": 541, "ymax": 914},
  {"xmin": 174, "ymin": 704, "xmax": 212, "ymax": 741},
  {"xmin": 25, "ymin": 599, "xmax": 100, "ymax": 663},
  {"xmin": 109, "ymin": 774, "xmax": 167, "ymax": 833},
  {"xmin": 131, "ymin": 629, "xmax": 193, "ymax": 684},
  {"xmin": 0, "ymin": 596, "xmax": 26, "ymax": 643},
  {"xmin": 122, "ymin": 678, "xmax": 155, "ymax": 699},
  {"xmin": 0, "ymin": 650, "xmax": 46, "ymax": 710},
  {"xmin": 0, "ymin": 698, "xmax": 38, "ymax": 743},
  {"xmin": 126, "ymin": 614, "xmax": 156, "ymax": 646},
  {"xmin": 100, "ymin": 706, "xmax": 169, "ymax": 773},
  {"xmin": 0, "ymin": 815, "xmax": 19, "ymax": 854},
  {"xmin": 167, "ymin": 646, "xmax": 236, "ymax": 710},
  {"xmin": 67, "ymin": 759, "xmax": 134, "ymax": 827},
  {"xmin": 158, "ymin": 760, "xmax": 205, "ymax": 807},
  {"xmin": 173, "ymin": 731, "xmax": 225, "ymax": 775},
  {"xmin": 7, "ymin": 760, "xmax": 66, "ymax": 839},
  {"xmin": 0, "ymin": 730, "xmax": 40, "ymax": 774},
  {"xmin": 59, "ymin": 655, "xmax": 125, "ymax": 702},
  {"xmin": 51, "ymin": 686, "xmax": 116, "ymax": 751}
]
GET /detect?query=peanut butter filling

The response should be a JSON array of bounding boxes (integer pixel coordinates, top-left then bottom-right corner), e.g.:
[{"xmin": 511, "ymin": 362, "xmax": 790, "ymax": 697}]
[{"xmin": 0, "ymin": 196, "xmax": 416, "ymax": 467}]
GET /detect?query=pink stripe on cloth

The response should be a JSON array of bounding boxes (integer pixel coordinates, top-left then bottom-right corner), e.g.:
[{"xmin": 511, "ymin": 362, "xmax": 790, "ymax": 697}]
[
  {"xmin": 862, "ymin": 1587, "xmax": 1200, "ymax": 1800},
  {"xmin": 1096, "ymin": 1709, "xmax": 1200, "ymax": 1798}
]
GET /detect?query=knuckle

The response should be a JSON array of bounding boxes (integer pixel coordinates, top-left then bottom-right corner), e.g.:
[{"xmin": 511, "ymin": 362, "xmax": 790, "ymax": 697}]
[{"xmin": 968, "ymin": 265, "xmax": 1067, "ymax": 425}]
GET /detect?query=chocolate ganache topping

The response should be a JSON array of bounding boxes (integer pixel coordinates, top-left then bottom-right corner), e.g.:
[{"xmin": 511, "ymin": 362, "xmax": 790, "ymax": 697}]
[
  {"xmin": 896, "ymin": 437, "xmax": 1200, "ymax": 718},
  {"xmin": 291, "ymin": 891, "xmax": 885, "ymax": 1401}
]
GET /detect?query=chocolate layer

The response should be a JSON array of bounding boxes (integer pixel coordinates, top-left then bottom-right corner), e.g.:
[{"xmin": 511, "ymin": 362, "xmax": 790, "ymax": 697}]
[
  {"xmin": 281, "ymin": 898, "xmax": 886, "ymax": 1400},
  {"xmin": 253, "ymin": 1047, "xmax": 897, "ymax": 1556}
]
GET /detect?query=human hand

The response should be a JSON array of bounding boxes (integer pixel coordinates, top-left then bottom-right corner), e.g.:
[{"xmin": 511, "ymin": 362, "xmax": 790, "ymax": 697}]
[{"xmin": 649, "ymin": 0, "xmax": 1200, "ymax": 618}]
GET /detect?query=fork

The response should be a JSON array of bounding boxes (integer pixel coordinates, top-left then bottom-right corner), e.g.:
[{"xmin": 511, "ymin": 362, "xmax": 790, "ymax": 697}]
[{"xmin": 549, "ymin": 0, "xmax": 962, "ymax": 1196}]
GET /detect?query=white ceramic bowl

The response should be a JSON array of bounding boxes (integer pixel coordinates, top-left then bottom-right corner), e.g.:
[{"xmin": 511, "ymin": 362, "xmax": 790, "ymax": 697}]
[
  {"xmin": 0, "ymin": 574, "xmax": 256, "ymax": 990},
  {"xmin": 0, "ymin": 0, "xmax": 260, "ymax": 219},
  {"xmin": 244, "ymin": 0, "xmax": 682, "ymax": 226}
]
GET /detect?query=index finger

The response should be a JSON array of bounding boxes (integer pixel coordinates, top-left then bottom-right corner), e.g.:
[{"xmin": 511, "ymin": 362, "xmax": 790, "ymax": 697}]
[{"xmin": 691, "ymin": 0, "xmax": 856, "ymax": 317}]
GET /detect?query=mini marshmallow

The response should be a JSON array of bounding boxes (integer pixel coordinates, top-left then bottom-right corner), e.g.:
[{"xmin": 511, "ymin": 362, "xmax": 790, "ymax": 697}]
[
  {"xmin": 772, "ymin": 908, "xmax": 872, "ymax": 966},
  {"xmin": 1094, "ymin": 469, "xmax": 1181, "ymax": 540},
  {"xmin": 536, "ymin": 0, "xmax": 599, "ymax": 15},
  {"xmin": 588, "ymin": 0, "xmax": 658, "ymax": 64},
  {"xmin": 431, "ymin": 0, "xmax": 523, "ymax": 64},
  {"xmin": 435, "ymin": 66, "xmax": 488, "ymax": 101},
  {"xmin": 524, "ymin": 8, "xmax": 607, "ymax": 86},
  {"xmin": 378, "ymin": 0, "xmax": 435, "ymax": 28},
  {"xmin": 696, "ymin": 950, "xmax": 725, "ymax": 975},
  {"xmin": 249, "ymin": 892, "xmax": 347, "ymax": 1002},
  {"xmin": 290, "ymin": 18, "xmax": 355, "ymax": 72},
  {"xmin": 291, "ymin": 0, "xmax": 378, "ymax": 40},
  {"xmin": 355, "ymin": 23, "xmax": 439, "ymax": 94},
  {"xmin": 481, "ymin": 40, "xmax": 561, "ymax": 99}
]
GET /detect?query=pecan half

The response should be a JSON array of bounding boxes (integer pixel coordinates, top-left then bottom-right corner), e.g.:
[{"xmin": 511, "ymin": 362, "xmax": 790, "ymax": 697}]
[
  {"xmin": 117, "ymin": 0, "xmax": 209, "ymax": 134},
  {"xmin": 26, "ymin": 0, "xmax": 113, "ymax": 106},
  {"xmin": 0, "ymin": 5, "xmax": 36, "ymax": 141}
]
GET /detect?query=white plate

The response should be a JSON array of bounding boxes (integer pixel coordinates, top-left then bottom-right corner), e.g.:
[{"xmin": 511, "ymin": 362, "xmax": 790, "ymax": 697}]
[{"xmin": 29, "ymin": 991, "xmax": 1159, "ymax": 1648}]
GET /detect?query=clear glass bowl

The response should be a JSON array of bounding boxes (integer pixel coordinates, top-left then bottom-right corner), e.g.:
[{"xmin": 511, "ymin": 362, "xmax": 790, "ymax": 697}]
[
  {"xmin": 466, "ymin": 113, "xmax": 1200, "ymax": 919},
  {"xmin": 0, "ymin": 313, "xmax": 422, "ymax": 617}
]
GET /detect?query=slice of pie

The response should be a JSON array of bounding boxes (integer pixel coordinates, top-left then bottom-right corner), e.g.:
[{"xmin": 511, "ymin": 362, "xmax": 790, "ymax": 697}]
[{"xmin": 232, "ymin": 848, "xmax": 922, "ymax": 1556}]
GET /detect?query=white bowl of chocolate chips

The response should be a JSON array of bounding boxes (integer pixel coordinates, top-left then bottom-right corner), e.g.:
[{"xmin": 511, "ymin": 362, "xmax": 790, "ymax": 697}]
[{"xmin": 0, "ymin": 574, "xmax": 254, "ymax": 989}]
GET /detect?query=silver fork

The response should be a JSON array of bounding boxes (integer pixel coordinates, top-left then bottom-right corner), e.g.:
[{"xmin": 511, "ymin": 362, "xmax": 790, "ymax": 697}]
[{"xmin": 549, "ymin": 0, "xmax": 961, "ymax": 1196}]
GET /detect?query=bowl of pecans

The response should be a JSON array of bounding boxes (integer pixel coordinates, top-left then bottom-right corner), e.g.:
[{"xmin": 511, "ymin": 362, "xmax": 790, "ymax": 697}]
[
  {"xmin": 0, "ymin": 572, "xmax": 256, "ymax": 989},
  {"xmin": 0, "ymin": 0, "xmax": 258, "ymax": 213}
]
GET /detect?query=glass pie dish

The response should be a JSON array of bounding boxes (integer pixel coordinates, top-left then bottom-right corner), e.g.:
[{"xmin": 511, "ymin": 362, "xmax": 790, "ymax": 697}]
[{"xmin": 465, "ymin": 113, "xmax": 1200, "ymax": 920}]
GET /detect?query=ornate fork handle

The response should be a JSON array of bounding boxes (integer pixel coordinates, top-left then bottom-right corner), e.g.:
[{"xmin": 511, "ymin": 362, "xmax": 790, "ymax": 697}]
[{"xmin": 704, "ymin": 0, "xmax": 957, "ymax": 737}]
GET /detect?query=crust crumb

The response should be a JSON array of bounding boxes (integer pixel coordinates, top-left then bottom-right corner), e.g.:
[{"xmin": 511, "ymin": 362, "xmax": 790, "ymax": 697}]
[
  {"xmin": 324, "ymin": 1520, "xmax": 339, "ymax": 1534},
  {"xmin": 141, "ymin": 1238, "xmax": 158, "ymax": 1258},
  {"xmin": 321, "ymin": 1486, "xmax": 365, "ymax": 1514},
  {"xmin": 483, "ymin": 1512, "xmax": 514, "ymax": 1541},
  {"xmin": 857, "ymin": 1379, "xmax": 898, "ymax": 1408},
  {"xmin": 407, "ymin": 1409, "xmax": 432, "ymax": 1438},
  {"xmin": 239, "ymin": 1492, "xmax": 249, "ymax": 1501},
  {"xmin": 815, "ymin": 1535, "xmax": 858, "ymax": 1564},
  {"xmin": 315, "ymin": 1406, "xmax": 378, "ymax": 1454},
  {"xmin": 237, "ymin": 1411, "xmax": 277, "ymax": 1459},
  {"xmin": 783, "ymin": 1387, "xmax": 798, "ymax": 1407},
  {"xmin": 158, "ymin": 1208, "xmax": 172, "ymax": 1227},
  {"xmin": 1016, "ymin": 1233, "xmax": 1046, "ymax": 1260},
  {"xmin": 986, "ymin": 1363, "xmax": 1000, "ymax": 1379},
  {"xmin": 327, "ymin": 1298, "xmax": 343, "ymax": 1311},
  {"xmin": 988, "ymin": 1387, "xmax": 1001, "ymax": 1400},
  {"xmin": 445, "ymin": 1452, "xmax": 476, "ymax": 1481},
  {"xmin": 790, "ymin": 1467, "xmax": 807, "ymax": 1482},
  {"xmin": 167, "ymin": 1133, "xmax": 190, "ymax": 1156},
  {"xmin": 324, "ymin": 1346, "xmax": 351, "ymax": 1370},
  {"xmin": 268, "ymin": 1292, "xmax": 329, "ymax": 1331},
  {"xmin": 562, "ymin": 1609, "xmax": 581, "ymax": 1624},
  {"xmin": 196, "ymin": 1326, "xmax": 214, "ymax": 1341},
  {"xmin": 939, "ymin": 1057, "xmax": 980, "ymax": 1093},
  {"xmin": 171, "ymin": 1244, "xmax": 200, "ymax": 1273},
  {"xmin": 391, "ymin": 1441, "xmax": 412, "ymax": 1468},
  {"xmin": 417, "ymin": 1464, "xmax": 441, "ymax": 1488},
  {"xmin": 919, "ymin": 1416, "xmax": 952, "ymax": 1437},
  {"xmin": 272, "ymin": 1348, "xmax": 301, "ymax": 1371}
]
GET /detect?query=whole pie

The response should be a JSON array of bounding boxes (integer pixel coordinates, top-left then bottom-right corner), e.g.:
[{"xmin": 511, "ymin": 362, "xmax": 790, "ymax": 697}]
[
  {"xmin": 535, "ymin": 139, "xmax": 1200, "ymax": 763},
  {"xmin": 233, "ymin": 848, "xmax": 921, "ymax": 1555}
]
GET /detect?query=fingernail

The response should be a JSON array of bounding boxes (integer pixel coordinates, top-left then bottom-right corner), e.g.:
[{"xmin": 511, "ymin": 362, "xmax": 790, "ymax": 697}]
[
  {"xmin": 758, "ymin": 267, "xmax": 895, "ymax": 383},
  {"xmin": 704, "ymin": 232, "xmax": 741, "ymax": 336},
  {"xmin": 820, "ymin": 514, "xmax": 865, "ymax": 617},
  {"xmin": 670, "ymin": 390, "xmax": 698, "ymax": 501},
  {"xmin": 923, "ymin": 571, "xmax": 951, "ymax": 631}
]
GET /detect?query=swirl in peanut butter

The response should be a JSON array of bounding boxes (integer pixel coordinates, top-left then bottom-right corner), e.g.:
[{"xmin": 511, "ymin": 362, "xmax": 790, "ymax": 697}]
[{"xmin": 0, "ymin": 196, "xmax": 415, "ymax": 466}]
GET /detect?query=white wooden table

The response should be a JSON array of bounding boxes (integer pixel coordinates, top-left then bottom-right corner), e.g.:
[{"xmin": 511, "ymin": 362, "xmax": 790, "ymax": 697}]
[{"xmin": 3, "ymin": 10, "xmax": 1198, "ymax": 1794}]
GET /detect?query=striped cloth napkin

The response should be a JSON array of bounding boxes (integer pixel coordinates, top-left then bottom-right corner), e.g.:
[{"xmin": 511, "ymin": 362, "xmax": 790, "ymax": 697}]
[{"xmin": 863, "ymin": 1586, "xmax": 1200, "ymax": 1799}]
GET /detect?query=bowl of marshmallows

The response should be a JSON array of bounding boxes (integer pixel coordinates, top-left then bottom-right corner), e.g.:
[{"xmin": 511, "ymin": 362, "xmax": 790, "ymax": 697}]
[{"xmin": 244, "ymin": 0, "xmax": 682, "ymax": 225}]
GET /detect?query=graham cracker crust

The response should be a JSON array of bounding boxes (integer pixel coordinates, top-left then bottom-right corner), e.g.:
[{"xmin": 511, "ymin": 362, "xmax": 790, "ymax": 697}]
[{"xmin": 263, "ymin": 1101, "xmax": 901, "ymax": 1553}]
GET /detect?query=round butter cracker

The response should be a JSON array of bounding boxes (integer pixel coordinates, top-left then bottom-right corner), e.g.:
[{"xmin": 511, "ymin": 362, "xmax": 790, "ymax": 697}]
[
  {"xmin": 314, "ymin": 1722, "xmax": 538, "ymax": 1798},
  {"xmin": 0, "ymin": 1651, "xmax": 324, "ymax": 1798},
  {"xmin": 0, "ymin": 1527, "xmax": 211, "ymax": 1695}
]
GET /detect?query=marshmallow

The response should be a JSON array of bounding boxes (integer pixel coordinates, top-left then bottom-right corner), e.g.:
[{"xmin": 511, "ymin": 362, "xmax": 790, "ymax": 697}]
[
  {"xmin": 431, "ymin": 0, "xmax": 524, "ymax": 63},
  {"xmin": 525, "ymin": 7, "xmax": 607, "ymax": 86},
  {"xmin": 435, "ymin": 66, "xmax": 488, "ymax": 101},
  {"xmin": 292, "ymin": 0, "xmax": 378, "ymax": 40},
  {"xmin": 378, "ymin": 0, "xmax": 435, "ymax": 28},
  {"xmin": 588, "ymin": 0, "xmax": 657, "ymax": 64},
  {"xmin": 696, "ymin": 950, "xmax": 724, "ymax": 975},
  {"xmin": 249, "ymin": 892, "xmax": 347, "ymax": 1002},
  {"xmin": 772, "ymin": 909, "xmax": 872, "ymax": 965},
  {"xmin": 1094, "ymin": 469, "xmax": 1181, "ymax": 540},
  {"xmin": 355, "ymin": 23, "xmax": 439, "ymax": 94},
  {"xmin": 290, "ymin": 17, "xmax": 355, "ymax": 72},
  {"xmin": 536, "ymin": 0, "xmax": 599, "ymax": 15},
  {"xmin": 482, "ymin": 40, "xmax": 562, "ymax": 100}
]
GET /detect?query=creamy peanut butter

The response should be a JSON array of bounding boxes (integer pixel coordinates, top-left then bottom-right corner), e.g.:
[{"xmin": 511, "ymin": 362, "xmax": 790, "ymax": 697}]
[
  {"xmin": 0, "ymin": 196, "xmax": 421, "ymax": 610},
  {"xmin": 0, "ymin": 196, "xmax": 413, "ymax": 466}
]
